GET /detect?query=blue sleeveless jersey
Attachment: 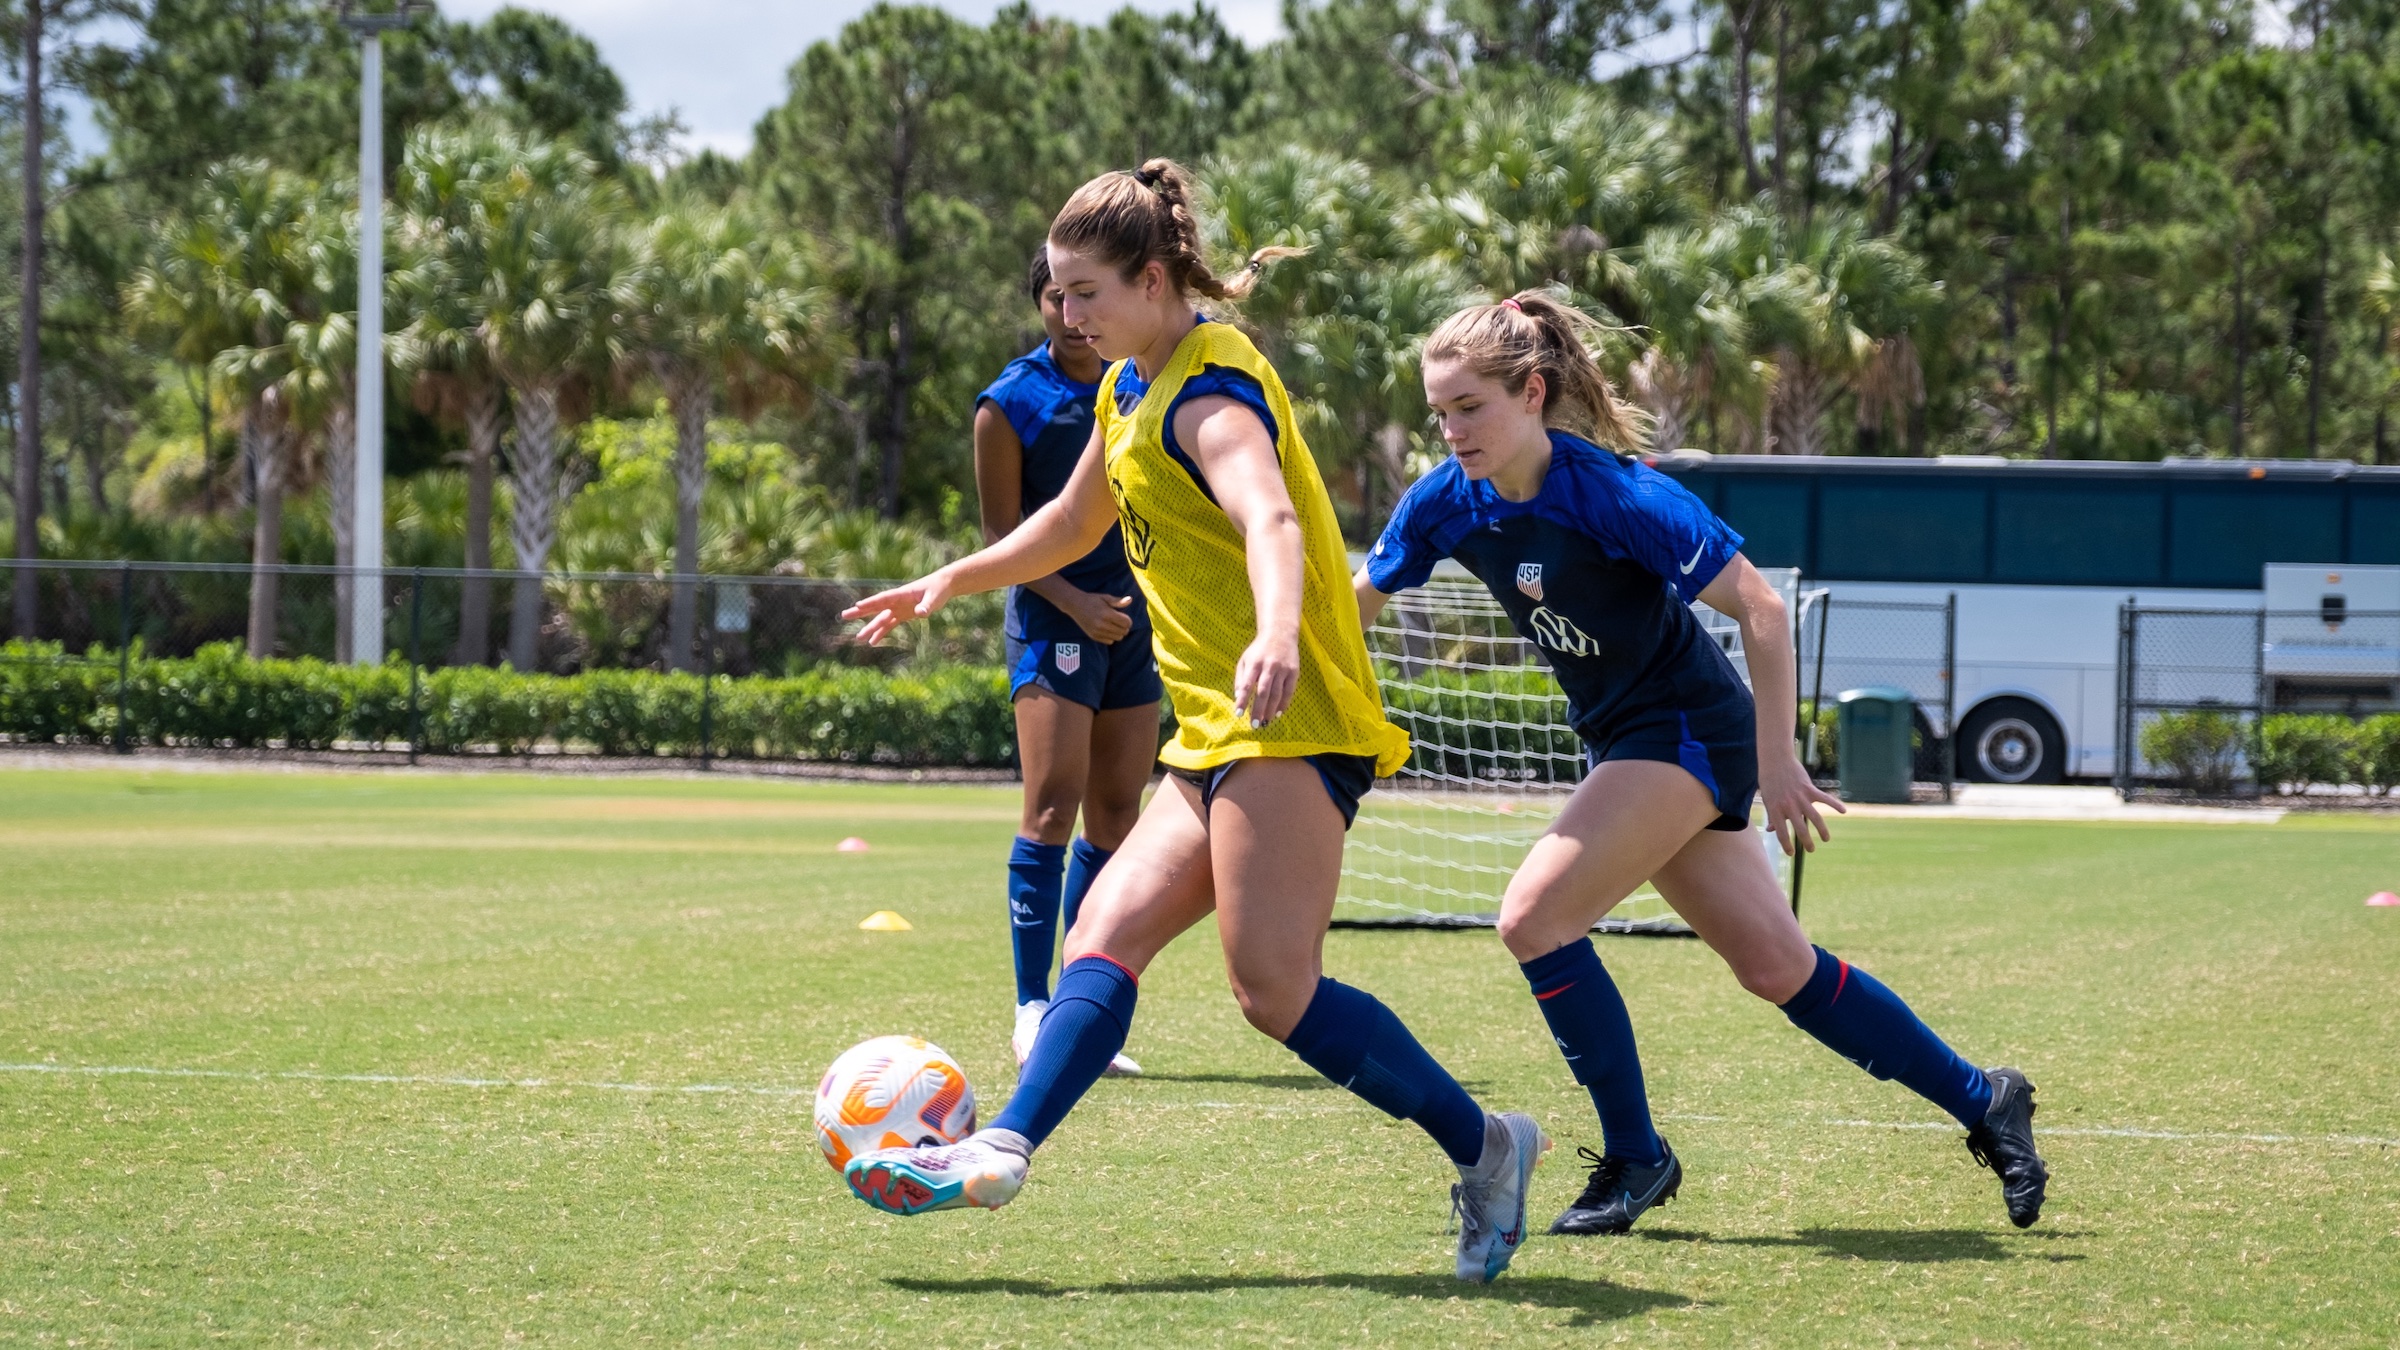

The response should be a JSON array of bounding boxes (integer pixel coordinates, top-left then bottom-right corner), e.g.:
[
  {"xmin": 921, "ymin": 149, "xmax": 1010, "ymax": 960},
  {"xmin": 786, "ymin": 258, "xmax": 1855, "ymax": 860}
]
[
  {"xmin": 977, "ymin": 343, "xmax": 1132, "ymax": 596},
  {"xmin": 1367, "ymin": 432, "xmax": 1750, "ymax": 742}
]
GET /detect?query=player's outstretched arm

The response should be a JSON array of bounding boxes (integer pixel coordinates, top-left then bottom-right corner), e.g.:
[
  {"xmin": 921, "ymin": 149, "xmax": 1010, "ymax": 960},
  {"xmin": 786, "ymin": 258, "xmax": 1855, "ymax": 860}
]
[
  {"xmin": 1698, "ymin": 554, "xmax": 1845, "ymax": 855},
  {"xmin": 844, "ymin": 426, "xmax": 1117, "ymax": 646},
  {"xmin": 1181, "ymin": 395, "xmax": 1301, "ymax": 727}
]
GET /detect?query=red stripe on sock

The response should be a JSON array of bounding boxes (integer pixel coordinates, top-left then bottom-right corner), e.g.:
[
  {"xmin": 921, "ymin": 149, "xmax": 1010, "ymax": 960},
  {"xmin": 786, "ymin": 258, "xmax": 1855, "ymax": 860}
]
[
  {"xmin": 1534, "ymin": 982, "xmax": 1577, "ymax": 1001},
  {"xmin": 1832, "ymin": 961, "xmax": 1850, "ymax": 1005},
  {"xmin": 1072, "ymin": 951, "xmax": 1141, "ymax": 985}
]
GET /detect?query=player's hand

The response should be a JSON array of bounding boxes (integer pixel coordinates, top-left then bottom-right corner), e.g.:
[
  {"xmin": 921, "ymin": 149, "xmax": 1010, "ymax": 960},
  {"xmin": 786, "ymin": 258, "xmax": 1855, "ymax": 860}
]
[
  {"xmin": 842, "ymin": 569, "xmax": 957, "ymax": 646},
  {"xmin": 1761, "ymin": 752, "xmax": 1844, "ymax": 856},
  {"xmin": 1232, "ymin": 629, "xmax": 1300, "ymax": 729},
  {"xmin": 1067, "ymin": 591, "xmax": 1136, "ymax": 644}
]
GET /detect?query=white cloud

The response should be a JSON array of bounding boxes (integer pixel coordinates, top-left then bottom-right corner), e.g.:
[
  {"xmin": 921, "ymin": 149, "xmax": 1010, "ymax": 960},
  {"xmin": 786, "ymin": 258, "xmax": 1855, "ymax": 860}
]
[{"xmin": 439, "ymin": 0, "xmax": 1287, "ymax": 159}]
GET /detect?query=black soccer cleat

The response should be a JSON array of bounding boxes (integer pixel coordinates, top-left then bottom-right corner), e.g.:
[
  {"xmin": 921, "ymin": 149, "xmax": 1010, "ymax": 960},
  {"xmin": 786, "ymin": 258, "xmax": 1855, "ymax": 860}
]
[
  {"xmin": 1549, "ymin": 1140, "xmax": 1682, "ymax": 1235},
  {"xmin": 1965, "ymin": 1067, "xmax": 2048, "ymax": 1228}
]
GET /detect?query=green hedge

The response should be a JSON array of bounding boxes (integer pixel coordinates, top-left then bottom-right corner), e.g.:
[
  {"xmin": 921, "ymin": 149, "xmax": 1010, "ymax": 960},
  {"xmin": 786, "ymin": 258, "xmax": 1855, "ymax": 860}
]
[
  {"xmin": 0, "ymin": 641, "xmax": 1014, "ymax": 766},
  {"xmin": 2142, "ymin": 709, "xmax": 2400, "ymax": 795}
]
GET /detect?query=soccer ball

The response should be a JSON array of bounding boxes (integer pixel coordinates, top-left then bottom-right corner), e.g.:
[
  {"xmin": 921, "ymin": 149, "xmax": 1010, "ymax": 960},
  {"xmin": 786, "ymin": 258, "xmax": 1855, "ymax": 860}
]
[{"xmin": 813, "ymin": 1035, "xmax": 977, "ymax": 1172}]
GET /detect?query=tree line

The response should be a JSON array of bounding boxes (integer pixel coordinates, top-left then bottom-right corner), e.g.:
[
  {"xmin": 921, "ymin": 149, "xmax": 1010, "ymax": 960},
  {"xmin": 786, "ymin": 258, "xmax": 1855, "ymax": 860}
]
[{"xmin": 5, "ymin": 0, "xmax": 2400, "ymax": 654}]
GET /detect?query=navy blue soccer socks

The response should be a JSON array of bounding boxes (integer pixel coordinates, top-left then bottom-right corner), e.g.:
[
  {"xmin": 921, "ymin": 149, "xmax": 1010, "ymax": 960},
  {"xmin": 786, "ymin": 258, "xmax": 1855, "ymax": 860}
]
[
  {"xmin": 1006, "ymin": 836, "xmax": 1067, "ymax": 1005},
  {"xmin": 1282, "ymin": 977, "xmax": 1488, "ymax": 1166},
  {"xmin": 1521, "ymin": 938, "xmax": 1667, "ymax": 1166},
  {"xmin": 990, "ymin": 956, "xmax": 1140, "ymax": 1148},
  {"xmin": 1062, "ymin": 837, "xmax": 1112, "ymax": 938},
  {"xmin": 1779, "ymin": 945, "xmax": 1994, "ymax": 1128}
]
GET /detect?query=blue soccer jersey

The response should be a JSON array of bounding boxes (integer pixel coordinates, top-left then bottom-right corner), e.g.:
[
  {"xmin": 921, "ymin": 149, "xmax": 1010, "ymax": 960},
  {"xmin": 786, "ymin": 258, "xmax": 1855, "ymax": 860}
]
[
  {"xmin": 978, "ymin": 343, "xmax": 1130, "ymax": 595},
  {"xmin": 1367, "ymin": 431, "xmax": 1750, "ymax": 742}
]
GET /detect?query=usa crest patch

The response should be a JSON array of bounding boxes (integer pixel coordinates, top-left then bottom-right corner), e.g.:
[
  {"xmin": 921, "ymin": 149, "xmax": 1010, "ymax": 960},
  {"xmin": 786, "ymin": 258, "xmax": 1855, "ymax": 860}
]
[
  {"xmin": 1516, "ymin": 563, "xmax": 1544, "ymax": 601},
  {"xmin": 1054, "ymin": 643, "xmax": 1082, "ymax": 676}
]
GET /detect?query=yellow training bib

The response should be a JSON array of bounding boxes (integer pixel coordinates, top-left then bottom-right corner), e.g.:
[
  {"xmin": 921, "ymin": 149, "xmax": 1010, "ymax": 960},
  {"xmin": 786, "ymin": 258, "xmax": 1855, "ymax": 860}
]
[{"xmin": 1096, "ymin": 320, "xmax": 1409, "ymax": 777}]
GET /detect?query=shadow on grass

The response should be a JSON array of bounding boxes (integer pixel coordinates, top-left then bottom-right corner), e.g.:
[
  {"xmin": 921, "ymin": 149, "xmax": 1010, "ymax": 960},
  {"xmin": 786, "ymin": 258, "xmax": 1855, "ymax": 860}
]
[
  {"xmin": 1639, "ymin": 1226, "xmax": 2086, "ymax": 1264},
  {"xmin": 889, "ymin": 1272, "xmax": 1686, "ymax": 1326},
  {"xmin": 1133, "ymin": 1071, "xmax": 1335, "ymax": 1092},
  {"xmin": 1134, "ymin": 1072, "xmax": 1501, "ymax": 1095}
]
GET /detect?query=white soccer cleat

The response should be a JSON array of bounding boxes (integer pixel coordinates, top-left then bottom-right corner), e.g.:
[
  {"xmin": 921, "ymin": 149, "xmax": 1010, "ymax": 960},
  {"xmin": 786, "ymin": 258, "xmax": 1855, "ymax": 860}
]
[
  {"xmin": 845, "ymin": 1130, "xmax": 1030, "ymax": 1216},
  {"xmin": 1012, "ymin": 999, "xmax": 1049, "ymax": 1067},
  {"xmin": 1452, "ymin": 1111, "xmax": 1550, "ymax": 1283},
  {"xmin": 1016, "ymin": 998, "xmax": 1141, "ymax": 1077}
]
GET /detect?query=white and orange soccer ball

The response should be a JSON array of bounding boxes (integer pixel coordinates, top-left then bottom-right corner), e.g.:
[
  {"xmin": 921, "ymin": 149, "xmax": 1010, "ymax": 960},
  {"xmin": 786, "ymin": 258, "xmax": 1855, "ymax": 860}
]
[{"xmin": 813, "ymin": 1035, "xmax": 977, "ymax": 1172}]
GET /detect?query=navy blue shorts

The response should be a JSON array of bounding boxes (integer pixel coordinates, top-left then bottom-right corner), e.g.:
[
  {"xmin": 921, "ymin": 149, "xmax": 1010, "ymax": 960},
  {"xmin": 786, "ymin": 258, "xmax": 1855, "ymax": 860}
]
[
  {"xmin": 1582, "ymin": 701, "xmax": 1759, "ymax": 831},
  {"xmin": 1166, "ymin": 753, "xmax": 1380, "ymax": 831},
  {"xmin": 1004, "ymin": 587, "xmax": 1163, "ymax": 713}
]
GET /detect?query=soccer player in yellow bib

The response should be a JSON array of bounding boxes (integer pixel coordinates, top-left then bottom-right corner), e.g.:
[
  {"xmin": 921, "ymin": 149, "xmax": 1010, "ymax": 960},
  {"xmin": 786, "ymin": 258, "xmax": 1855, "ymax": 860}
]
[{"xmin": 840, "ymin": 160, "xmax": 1547, "ymax": 1284}]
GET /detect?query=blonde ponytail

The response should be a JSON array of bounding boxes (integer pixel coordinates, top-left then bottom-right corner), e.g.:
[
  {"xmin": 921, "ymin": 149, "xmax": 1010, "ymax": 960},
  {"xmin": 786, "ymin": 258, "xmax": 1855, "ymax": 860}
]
[{"xmin": 1423, "ymin": 290, "xmax": 1650, "ymax": 451}]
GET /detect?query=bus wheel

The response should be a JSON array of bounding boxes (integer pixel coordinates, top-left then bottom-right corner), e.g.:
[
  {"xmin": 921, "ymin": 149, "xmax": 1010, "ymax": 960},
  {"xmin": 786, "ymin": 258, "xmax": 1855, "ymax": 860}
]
[{"xmin": 1959, "ymin": 698, "xmax": 2065, "ymax": 785}]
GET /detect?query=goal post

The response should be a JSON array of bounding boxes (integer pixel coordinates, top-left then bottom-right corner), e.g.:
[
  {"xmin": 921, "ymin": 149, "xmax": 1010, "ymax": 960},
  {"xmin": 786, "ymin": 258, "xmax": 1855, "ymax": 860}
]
[{"xmin": 1335, "ymin": 565, "xmax": 1811, "ymax": 936}]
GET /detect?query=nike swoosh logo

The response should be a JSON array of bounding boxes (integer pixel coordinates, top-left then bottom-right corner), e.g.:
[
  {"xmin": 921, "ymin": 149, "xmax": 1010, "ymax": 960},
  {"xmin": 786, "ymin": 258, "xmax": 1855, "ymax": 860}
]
[{"xmin": 1678, "ymin": 543, "xmax": 1707, "ymax": 574}]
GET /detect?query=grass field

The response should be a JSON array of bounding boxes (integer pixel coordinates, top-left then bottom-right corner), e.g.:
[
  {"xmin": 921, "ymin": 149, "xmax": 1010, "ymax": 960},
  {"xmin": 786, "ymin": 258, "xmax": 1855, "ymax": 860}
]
[{"xmin": 2, "ymin": 765, "xmax": 2397, "ymax": 1346}]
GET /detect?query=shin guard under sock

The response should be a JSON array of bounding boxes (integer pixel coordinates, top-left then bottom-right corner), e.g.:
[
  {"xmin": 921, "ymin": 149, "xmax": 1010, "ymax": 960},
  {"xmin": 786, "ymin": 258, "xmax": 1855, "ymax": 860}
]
[
  {"xmin": 989, "ymin": 956, "xmax": 1139, "ymax": 1148},
  {"xmin": 1282, "ymin": 977, "xmax": 1487, "ymax": 1167},
  {"xmin": 1521, "ymin": 938, "xmax": 1665, "ymax": 1165},
  {"xmin": 1006, "ymin": 837, "xmax": 1067, "ymax": 1005},
  {"xmin": 1779, "ymin": 945, "xmax": 1993, "ymax": 1127}
]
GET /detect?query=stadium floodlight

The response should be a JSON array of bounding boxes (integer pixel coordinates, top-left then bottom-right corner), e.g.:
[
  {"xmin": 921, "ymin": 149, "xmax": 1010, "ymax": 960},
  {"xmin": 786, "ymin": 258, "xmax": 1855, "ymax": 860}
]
[{"xmin": 337, "ymin": 2, "xmax": 430, "ymax": 665}]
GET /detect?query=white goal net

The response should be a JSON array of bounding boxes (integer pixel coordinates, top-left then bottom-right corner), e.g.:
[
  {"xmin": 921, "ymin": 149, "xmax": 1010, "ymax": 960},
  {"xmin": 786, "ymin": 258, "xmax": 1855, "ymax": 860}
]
[{"xmin": 1338, "ymin": 567, "xmax": 1806, "ymax": 935}]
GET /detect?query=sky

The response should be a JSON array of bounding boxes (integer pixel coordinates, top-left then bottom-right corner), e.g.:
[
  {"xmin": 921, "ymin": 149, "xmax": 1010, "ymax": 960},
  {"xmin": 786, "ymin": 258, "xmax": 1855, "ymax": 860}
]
[{"xmin": 440, "ymin": 0, "xmax": 1289, "ymax": 159}]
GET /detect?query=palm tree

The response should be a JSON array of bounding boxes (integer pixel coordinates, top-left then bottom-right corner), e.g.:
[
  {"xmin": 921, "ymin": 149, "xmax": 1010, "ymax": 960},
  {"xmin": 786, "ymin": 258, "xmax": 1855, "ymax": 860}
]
[
  {"xmin": 468, "ymin": 159, "xmax": 630, "ymax": 671},
  {"xmin": 1409, "ymin": 87, "xmax": 1685, "ymax": 316},
  {"xmin": 276, "ymin": 186, "xmax": 362, "ymax": 660},
  {"xmin": 394, "ymin": 124, "xmax": 588, "ymax": 665},
  {"xmin": 620, "ymin": 202, "xmax": 827, "ymax": 671},
  {"xmin": 1625, "ymin": 223, "xmax": 1754, "ymax": 452},
  {"xmin": 1763, "ymin": 212, "xmax": 1932, "ymax": 457},
  {"xmin": 125, "ymin": 160, "xmax": 313, "ymax": 657},
  {"xmin": 1203, "ymin": 147, "xmax": 1471, "ymax": 516}
]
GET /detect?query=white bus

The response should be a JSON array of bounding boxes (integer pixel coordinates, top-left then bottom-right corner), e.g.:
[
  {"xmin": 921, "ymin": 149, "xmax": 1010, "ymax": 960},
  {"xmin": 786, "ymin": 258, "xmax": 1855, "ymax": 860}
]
[{"xmin": 1651, "ymin": 454, "xmax": 2400, "ymax": 783}]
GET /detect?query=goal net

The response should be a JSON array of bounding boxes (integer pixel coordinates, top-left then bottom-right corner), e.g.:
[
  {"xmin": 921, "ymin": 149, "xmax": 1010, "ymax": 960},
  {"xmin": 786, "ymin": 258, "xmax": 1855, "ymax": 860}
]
[{"xmin": 1337, "ymin": 567, "xmax": 1806, "ymax": 935}]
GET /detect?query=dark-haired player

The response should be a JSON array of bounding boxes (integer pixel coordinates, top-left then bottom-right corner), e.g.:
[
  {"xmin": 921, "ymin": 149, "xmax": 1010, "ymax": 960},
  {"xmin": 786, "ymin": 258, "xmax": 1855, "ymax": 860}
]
[{"xmin": 974, "ymin": 248, "xmax": 1157, "ymax": 1078}]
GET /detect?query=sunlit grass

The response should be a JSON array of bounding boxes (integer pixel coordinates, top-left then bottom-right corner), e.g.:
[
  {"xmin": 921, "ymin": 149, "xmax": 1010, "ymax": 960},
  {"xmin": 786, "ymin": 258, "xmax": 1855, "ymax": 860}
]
[{"xmin": 2, "ymin": 766, "xmax": 2395, "ymax": 1345}]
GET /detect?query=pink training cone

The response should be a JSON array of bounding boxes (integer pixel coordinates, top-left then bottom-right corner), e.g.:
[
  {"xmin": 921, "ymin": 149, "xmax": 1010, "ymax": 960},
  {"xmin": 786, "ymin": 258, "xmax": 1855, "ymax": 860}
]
[
  {"xmin": 837, "ymin": 836, "xmax": 871, "ymax": 854},
  {"xmin": 2368, "ymin": 891, "xmax": 2400, "ymax": 907}
]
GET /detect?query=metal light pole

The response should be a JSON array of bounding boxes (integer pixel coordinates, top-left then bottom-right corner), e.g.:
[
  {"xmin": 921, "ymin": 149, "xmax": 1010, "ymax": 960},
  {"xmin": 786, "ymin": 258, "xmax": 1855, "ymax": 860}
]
[{"xmin": 339, "ymin": 4, "xmax": 422, "ymax": 664}]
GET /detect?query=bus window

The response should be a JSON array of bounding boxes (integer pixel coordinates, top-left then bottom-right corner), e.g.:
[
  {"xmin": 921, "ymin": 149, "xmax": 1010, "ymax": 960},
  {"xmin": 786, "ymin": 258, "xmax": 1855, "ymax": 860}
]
[
  {"xmin": 1994, "ymin": 486, "xmax": 2164, "ymax": 585},
  {"xmin": 2170, "ymin": 487, "xmax": 2340, "ymax": 585},
  {"xmin": 1717, "ymin": 479, "xmax": 1811, "ymax": 569},
  {"xmin": 1818, "ymin": 482, "xmax": 1986, "ymax": 582},
  {"xmin": 2355, "ymin": 490, "xmax": 2400, "ymax": 564}
]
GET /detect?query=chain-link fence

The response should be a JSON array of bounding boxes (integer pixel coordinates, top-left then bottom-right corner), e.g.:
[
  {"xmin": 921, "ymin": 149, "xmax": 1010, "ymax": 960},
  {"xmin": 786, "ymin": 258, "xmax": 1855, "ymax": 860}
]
[
  {"xmin": 1795, "ymin": 593, "xmax": 1957, "ymax": 799},
  {"xmin": 2118, "ymin": 605, "xmax": 2400, "ymax": 797}
]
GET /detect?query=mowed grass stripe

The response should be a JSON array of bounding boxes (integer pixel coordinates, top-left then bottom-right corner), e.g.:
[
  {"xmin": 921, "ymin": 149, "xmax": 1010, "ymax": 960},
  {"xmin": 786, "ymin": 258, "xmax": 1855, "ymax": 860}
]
[
  {"xmin": 2, "ymin": 766, "xmax": 2397, "ymax": 1345},
  {"xmin": 8, "ymin": 1061, "xmax": 2400, "ymax": 1149}
]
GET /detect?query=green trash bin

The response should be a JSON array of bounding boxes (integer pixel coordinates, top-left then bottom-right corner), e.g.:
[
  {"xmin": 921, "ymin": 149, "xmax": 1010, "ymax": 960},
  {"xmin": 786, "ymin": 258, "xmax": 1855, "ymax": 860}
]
[{"xmin": 1836, "ymin": 686, "xmax": 1916, "ymax": 804}]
